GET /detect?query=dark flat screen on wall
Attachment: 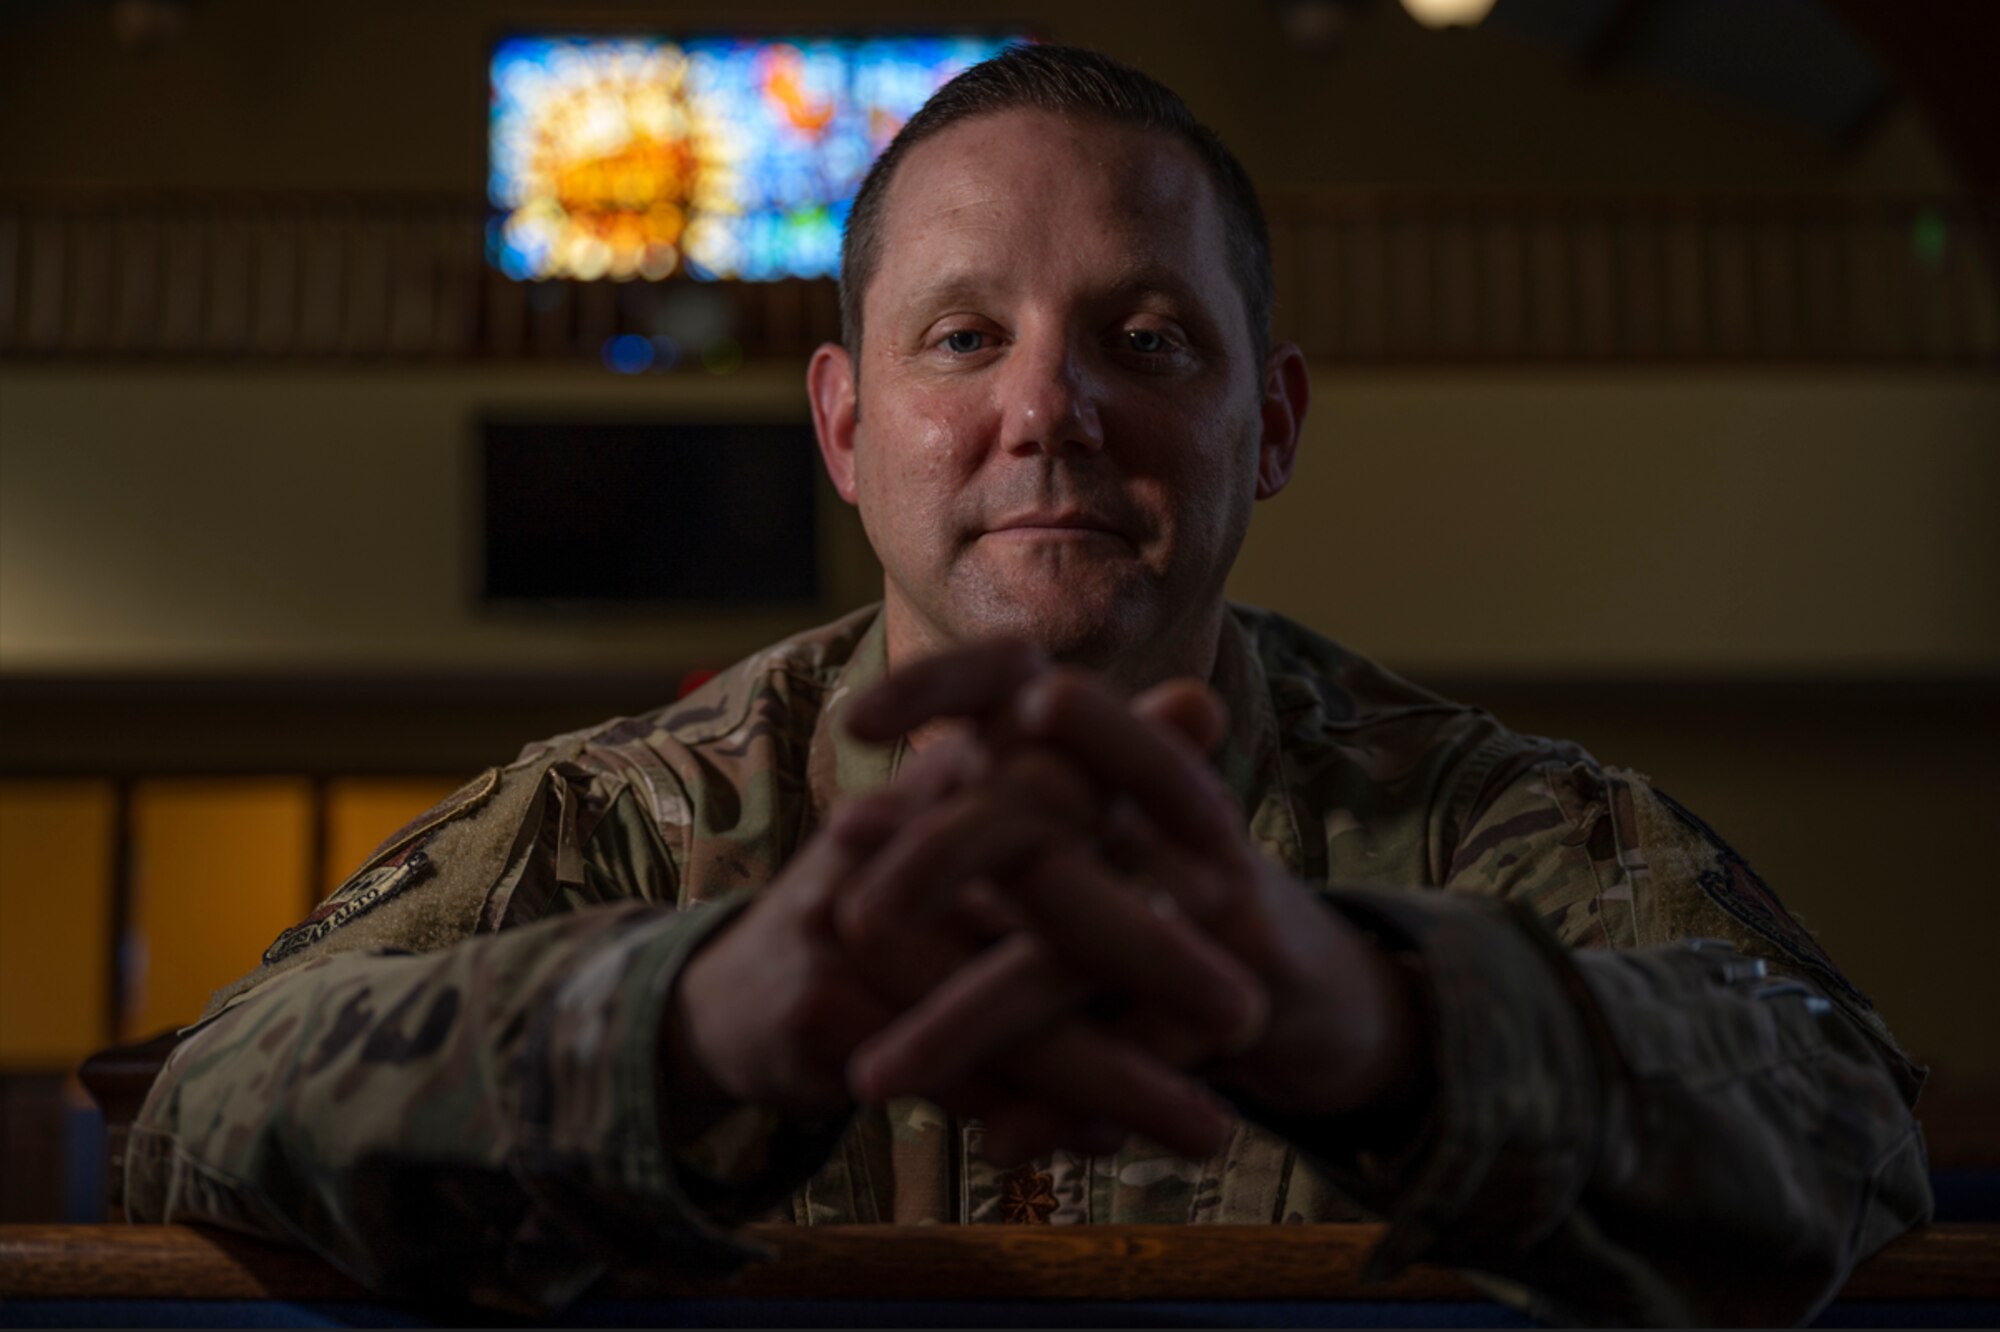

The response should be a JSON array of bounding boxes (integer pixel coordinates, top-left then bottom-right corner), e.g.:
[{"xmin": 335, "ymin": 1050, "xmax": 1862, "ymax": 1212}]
[{"xmin": 481, "ymin": 420, "xmax": 820, "ymax": 604}]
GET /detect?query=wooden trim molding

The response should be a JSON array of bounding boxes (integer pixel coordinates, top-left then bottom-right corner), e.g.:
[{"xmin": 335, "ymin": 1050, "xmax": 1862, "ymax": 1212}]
[{"xmin": 4, "ymin": 671, "xmax": 1994, "ymax": 778}]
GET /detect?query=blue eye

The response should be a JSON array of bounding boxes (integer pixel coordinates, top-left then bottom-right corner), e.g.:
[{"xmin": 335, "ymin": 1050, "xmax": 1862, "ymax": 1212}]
[
  {"xmin": 943, "ymin": 330, "xmax": 986, "ymax": 354},
  {"xmin": 1125, "ymin": 329, "xmax": 1170, "ymax": 354}
]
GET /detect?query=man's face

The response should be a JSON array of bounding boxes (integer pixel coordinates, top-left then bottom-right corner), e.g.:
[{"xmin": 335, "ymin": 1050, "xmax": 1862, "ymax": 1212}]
[{"xmin": 814, "ymin": 108, "xmax": 1300, "ymax": 680}]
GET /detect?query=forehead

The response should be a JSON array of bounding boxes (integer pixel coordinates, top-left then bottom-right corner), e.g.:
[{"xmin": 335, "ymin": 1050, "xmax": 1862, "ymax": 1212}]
[{"xmin": 866, "ymin": 107, "xmax": 1234, "ymax": 313}]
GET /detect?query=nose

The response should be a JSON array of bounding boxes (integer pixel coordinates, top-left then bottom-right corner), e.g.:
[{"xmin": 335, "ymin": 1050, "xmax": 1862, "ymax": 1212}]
[{"xmin": 996, "ymin": 324, "xmax": 1104, "ymax": 459}]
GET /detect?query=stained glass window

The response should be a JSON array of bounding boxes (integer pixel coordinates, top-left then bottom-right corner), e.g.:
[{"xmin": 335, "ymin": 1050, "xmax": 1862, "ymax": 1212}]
[{"xmin": 488, "ymin": 34, "xmax": 1023, "ymax": 282}]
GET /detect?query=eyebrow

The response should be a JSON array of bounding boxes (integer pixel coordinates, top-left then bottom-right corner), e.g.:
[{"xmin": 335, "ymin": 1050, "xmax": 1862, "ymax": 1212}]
[
  {"xmin": 901, "ymin": 272, "xmax": 993, "ymax": 320},
  {"xmin": 898, "ymin": 261, "xmax": 1211, "ymax": 322},
  {"xmin": 1097, "ymin": 261, "xmax": 1209, "ymax": 311}
]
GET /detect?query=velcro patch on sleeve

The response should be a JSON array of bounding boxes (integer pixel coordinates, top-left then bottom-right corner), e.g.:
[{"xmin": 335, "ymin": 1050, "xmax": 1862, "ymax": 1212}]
[
  {"xmin": 262, "ymin": 834, "xmax": 437, "ymax": 966},
  {"xmin": 1653, "ymin": 787, "xmax": 1867, "ymax": 1007},
  {"xmin": 355, "ymin": 766, "xmax": 500, "ymax": 871}
]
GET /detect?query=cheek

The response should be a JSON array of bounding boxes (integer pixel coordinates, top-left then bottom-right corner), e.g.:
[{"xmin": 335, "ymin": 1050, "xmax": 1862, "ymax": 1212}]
[
  {"xmin": 856, "ymin": 384, "xmax": 995, "ymax": 543},
  {"xmin": 1124, "ymin": 396, "xmax": 1255, "ymax": 492},
  {"xmin": 1124, "ymin": 399, "xmax": 1262, "ymax": 558},
  {"xmin": 916, "ymin": 381, "xmax": 994, "ymax": 457}
]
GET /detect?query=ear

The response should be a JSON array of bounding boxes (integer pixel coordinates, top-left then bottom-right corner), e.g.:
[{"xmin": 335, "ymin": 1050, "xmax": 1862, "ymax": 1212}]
[
  {"xmin": 1254, "ymin": 341, "xmax": 1310, "ymax": 501},
  {"xmin": 808, "ymin": 341, "xmax": 860, "ymax": 504}
]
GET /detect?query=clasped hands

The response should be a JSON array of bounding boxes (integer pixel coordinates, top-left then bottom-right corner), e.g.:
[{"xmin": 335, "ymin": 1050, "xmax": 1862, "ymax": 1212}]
[{"xmin": 669, "ymin": 641, "xmax": 1426, "ymax": 1165}]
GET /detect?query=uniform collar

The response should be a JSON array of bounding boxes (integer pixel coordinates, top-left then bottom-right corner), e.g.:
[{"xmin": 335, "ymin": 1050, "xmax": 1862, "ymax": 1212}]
[
  {"xmin": 1213, "ymin": 607, "xmax": 1309, "ymax": 879},
  {"xmin": 806, "ymin": 606, "xmax": 899, "ymax": 831}
]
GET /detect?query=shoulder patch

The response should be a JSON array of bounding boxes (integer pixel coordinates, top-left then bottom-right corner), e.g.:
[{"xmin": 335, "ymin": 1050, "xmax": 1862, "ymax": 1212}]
[
  {"xmin": 262, "ymin": 834, "xmax": 437, "ymax": 966},
  {"xmin": 1653, "ymin": 787, "xmax": 1868, "ymax": 1007},
  {"xmin": 354, "ymin": 766, "xmax": 499, "ymax": 872}
]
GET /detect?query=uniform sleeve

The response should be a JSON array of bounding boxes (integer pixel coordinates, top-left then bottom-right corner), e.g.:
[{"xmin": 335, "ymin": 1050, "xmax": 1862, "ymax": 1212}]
[
  {"xmin": 124, "ymin": 747, "xmax": 846, "ymax": 1313},
  {"xmin": 1287, "ymin": 756, "xmax": 1931, "ymax": 1327}
]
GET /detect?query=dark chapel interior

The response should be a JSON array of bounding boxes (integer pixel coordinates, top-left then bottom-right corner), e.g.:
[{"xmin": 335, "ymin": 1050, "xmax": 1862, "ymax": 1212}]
[{"xmin": 0, "ymin": 0, "xmax": 1996, "ymax": 1321}]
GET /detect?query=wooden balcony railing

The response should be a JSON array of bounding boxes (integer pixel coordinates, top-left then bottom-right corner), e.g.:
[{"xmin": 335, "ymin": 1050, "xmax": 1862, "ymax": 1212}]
[
  {"xmin": 1266, "ymin": 191, "xmax": 1999, "ymax": 365},
  {"xmin": 1, "ymin": 190, "xmax": 1992, "ymax": 366}
]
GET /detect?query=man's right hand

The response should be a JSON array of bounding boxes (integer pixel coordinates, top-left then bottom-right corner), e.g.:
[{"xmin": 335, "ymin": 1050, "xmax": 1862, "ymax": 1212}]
[
  {"xmin": 663, "ymin": 822, "xmax": 892, "ymax": 1136},
  {"xmin": 660, "ymin": 725, "xmax": 995, "ymax": 1139}
]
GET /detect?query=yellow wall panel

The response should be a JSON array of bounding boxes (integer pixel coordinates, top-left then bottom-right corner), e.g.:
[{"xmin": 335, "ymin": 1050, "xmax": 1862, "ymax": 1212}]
[
  {"xmin": 0, "ymin": 782, "xmax": 115, "ymax": 1070},
  {"xmin": 321, "ymin": 777, "xmax": 460, "ymax": 895},
  {"xmin": 126, "ymin": 779, "xmax": 313, "ymax": 1039}
]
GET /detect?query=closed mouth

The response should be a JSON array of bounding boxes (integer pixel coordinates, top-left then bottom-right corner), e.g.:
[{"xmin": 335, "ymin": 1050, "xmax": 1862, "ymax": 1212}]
[{"xmin": 983, "ymin": 511, "xmax": 1132, "ymax": 542}]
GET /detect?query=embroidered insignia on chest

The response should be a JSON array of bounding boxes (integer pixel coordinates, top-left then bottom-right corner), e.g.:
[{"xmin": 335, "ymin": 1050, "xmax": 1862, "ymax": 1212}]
[
  {"xmin": 262, "ymin": 835, "xmax": 436, "ymax": 966},
  {"xmin": 998, "ymin": 1165, "xmax": 1059, "ymax": 1225},
  {"xmin": 1654, "ymin": 788, "xmax": 1867, "ymax": 1006}
]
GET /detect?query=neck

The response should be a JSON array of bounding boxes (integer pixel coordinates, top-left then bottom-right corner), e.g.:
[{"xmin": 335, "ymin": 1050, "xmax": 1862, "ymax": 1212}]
[{"xmin": 883, "ymin": 596, "xmax": 1229, "ymax": 729}]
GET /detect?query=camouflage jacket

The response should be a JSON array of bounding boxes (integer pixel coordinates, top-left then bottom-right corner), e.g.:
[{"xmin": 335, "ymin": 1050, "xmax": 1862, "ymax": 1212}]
[{"xmin": 127, "ymin": 604, "xmax": 1931, "ymax": 1324}]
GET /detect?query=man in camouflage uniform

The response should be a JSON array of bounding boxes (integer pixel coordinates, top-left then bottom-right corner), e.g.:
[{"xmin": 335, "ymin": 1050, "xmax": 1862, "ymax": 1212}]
[{"xmin": 127, "ymin": 45, "xmax": 1930, "ymax": 1326}]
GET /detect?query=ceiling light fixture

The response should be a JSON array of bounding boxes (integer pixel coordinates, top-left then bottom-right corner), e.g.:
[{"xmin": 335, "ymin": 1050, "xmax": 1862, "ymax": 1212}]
[{"xmin": 1398, "ymin": 0, "xmax": 1497, "ymax": 30}]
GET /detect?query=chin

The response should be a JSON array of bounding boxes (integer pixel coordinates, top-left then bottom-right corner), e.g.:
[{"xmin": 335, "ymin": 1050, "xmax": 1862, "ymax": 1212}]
[{"xmin": 951, "ymin": 575, "xmax": 1153, "ymax": 668}]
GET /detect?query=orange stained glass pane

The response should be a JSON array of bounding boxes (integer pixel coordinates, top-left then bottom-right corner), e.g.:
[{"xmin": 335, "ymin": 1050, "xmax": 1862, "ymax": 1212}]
[
  {"xmin": 125, "ymin": 779, "xmax": 314, "ymax": 1039},
  {"xmin": 0, "ymin": 781, "xmax": 115, "ymax": 1070},
  {"xmin": 321, "ymin": 777, "xmax": 462, "ymax": 895}
]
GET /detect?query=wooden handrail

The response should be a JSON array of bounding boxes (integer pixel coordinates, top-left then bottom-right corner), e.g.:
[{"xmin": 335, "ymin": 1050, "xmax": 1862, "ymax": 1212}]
[{"xmin": 3, "ymin": 1223, "xmax": 1996, "ymax": 1303}]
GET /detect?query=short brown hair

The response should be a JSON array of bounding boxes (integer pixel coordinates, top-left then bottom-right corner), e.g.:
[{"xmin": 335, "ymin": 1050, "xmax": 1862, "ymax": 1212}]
[{"xmin": 838, "ymin": 43, "xmax": 1274, "ymax": 363}]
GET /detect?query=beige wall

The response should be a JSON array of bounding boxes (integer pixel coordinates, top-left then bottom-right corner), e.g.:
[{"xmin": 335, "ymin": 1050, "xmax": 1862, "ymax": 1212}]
[
  {"xmin": 0, "ymin": 365, "xmax": 871, "ymax": 675},
  {"xmin": 1241, "ymin": 370, "xmax": 2000, "ymax": 675},
  {"xmin": 5, "ymin": 366, "xmax": 1995, "ymax": 678}
]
